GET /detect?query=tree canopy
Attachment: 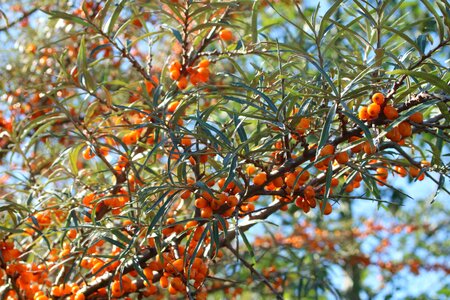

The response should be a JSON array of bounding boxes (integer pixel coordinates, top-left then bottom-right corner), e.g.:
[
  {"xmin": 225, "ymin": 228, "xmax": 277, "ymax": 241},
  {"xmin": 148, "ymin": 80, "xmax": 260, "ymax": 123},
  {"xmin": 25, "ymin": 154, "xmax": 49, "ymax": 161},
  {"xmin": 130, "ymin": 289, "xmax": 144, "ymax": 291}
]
[{"xmin": 0, "ymin": 0, "xmax": 449, "ymax": 299}]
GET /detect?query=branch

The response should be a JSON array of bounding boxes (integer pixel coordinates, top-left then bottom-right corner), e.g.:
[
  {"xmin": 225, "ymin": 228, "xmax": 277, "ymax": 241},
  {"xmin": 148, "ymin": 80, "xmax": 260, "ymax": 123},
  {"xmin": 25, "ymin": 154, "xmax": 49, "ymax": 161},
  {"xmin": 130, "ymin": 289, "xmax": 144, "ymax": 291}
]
[
  {"xmin": 225, "ymin": 244, "xmax": 284, "ymax": 300},
  {"xmin": 0, "ymin": 8, "xmax": 38, "ymax": 32}
]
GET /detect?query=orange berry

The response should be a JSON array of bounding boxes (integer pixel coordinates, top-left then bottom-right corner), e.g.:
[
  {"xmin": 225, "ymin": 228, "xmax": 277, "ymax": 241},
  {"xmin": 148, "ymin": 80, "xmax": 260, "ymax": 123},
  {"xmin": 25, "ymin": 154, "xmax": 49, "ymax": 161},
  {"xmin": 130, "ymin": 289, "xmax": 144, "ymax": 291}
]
[
  {"xmin": 331, "ymin": 177, "xmax": 339, "ymax": 187},
  {"xmin": 122, "ymin": 130, "xmax": 139, "ymax": 145},
  {"xmin": 197, "ymin": 67, "xmax": 210, "ymax": 82},
  {"xmin": 82, "ymin": 147, "xmax": 95, "ymax": 160},
  {"xmin": 253, "ymin": 172, "xmax": 267, "ymax": 185},
  {"xmin": 67, "ymin": 229, "xmax": 77, "ymax": 239},
  {"xmin": 409, "ymin": 166, "xmax": 420, "ymax": 177},
  {"xmin": 304, "ymin": 185, "xmax": 315, "ymax": 199},
  {"xmin": 170, "ymin": 259, "xmax": 184, "ymax": 273},
  {"xmin": 170, "ymin": 69, "xmax": 181, "ymax": 81},
  {"xmin": 394, "ymin": 166, "xmax": 407, "ymax": 177},
  {"xmin": 219, "ymin": 29, "xmax": 233, "ymax": 41},
  {"xmin": 198, "ymin": 59, "xmax": 210, "ymax": 68},
  {"xmin": 367, "ymin": 103, "xmax": 381, "ymax": 118},
  {"xmin": 372, "ymin": 92, "xmax": 385, "ymax": 105},
  {"xmin": 349, "ymin": 136, "xmax": 363, "ymax": 153},
  {"xmin": 376, "ymin": 167, "xmax": 388, "ymax": 179},
  {"xmin": 226, "ymin": 195, "xmax": 238, "ymax": 207},
  {"xmin": 246, "ymin": 165, "xmax": 256, "ymax": 175},
  {"xmin": 177, "ymin": 76, "xmax": 188, "ymax": 90},
  {"xmin": 194, "ymin": 197, "xmax": 208, "ymax": 209},
  {"xmin": 363, "ymin": 142, "xmax": 377, "ymax": 155},
  {"xmin": 335, "ymin": 151, "xmax": 349, "ymax": 164},
  {"xmin": 386, "ymin": 126, "xmax": 402, "ymax": 142},
  {"xmin": 320, "ymin": 201, "xmax": 332, "ymax": 215},
  {"xmin": 74, "ymin": 293, "xmax": 85, "ymax": 300},
  {"xmin": 160, "ymin": 276, "xmax": 169, "ymax": 288},
  {"xmin": 169, "ymin": 60, "xmax": 181, "ymax": 71},
  {"xmin": 383, "ymin": 105, "xmax": 398, "ymax": 120},
  {"xmin": 200, "ymin": 207, "xmax": 213, "ymax": 218},
  {"xmin": 181, "ymin": 136, "xmax": 192, "ymax": 147},
  {"xmin": 320, "ymin": 144, "xmax": 335, "ymax": 156},
  {"xmin": 298, "ymin": 117, "xmax": 310, "ymax": 129},
  {"xmin": 409, "ymin": 112, "xmax": 423, "ymax": 123},
  {"xmin": 167, "ymin": 101, "xmax": 180, "ymax": 113},
  {"xmin": 358, "ymin": 106, "xmax": 369, "ymax": 120},
  {"xmin": 398, "ymin": 121, "xmax": 412, "ymax": 137}
]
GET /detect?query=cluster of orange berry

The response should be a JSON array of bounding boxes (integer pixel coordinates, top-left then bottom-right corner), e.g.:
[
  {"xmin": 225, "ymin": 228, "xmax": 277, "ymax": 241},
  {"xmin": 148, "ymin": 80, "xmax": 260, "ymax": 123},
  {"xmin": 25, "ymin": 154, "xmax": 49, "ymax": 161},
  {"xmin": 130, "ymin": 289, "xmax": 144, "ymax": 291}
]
[
  {"xmin": 359, "ymin": 92, "xmax": 424, "ymax": 143},
  {"xmin": 169, "ymin": 59, "xmax": 211, "ymax": 90}
]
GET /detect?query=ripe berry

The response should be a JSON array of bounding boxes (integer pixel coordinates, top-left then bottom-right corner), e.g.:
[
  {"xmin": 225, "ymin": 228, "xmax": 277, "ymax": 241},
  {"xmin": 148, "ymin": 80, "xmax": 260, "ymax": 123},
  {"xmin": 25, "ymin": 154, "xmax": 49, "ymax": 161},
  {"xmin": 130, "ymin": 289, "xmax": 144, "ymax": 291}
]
[
  {"xmin": 409, "ymin": 112, "xmax": 423, "ymax": 123},
  {"xmin": 335, "ymin": 151, "xmax": 349, "ymax": 164},
  {"xmin": 177, "ymin": 76, "xmax": 188, "ymax": 90},
  {"xmin": 398, "ymin": 121, "xmax": 412, "ymax": 137},
  {"xmin": 219, "ymin": 29, "xmax": 233, "ymax": 41},
  {"xmin": 253, "ymin": 172, "xmax": 267, "ymax": 185},
  {"xmin": 383, "ymin": 105, "xmax": 398, "ymax": 120},
  {"xmin": 372, "ymin": 92, "xmax": 385, "ymax": 105},
  {"xmin": 358, "ymin": 106, "xmax": 369, "ymax": 120},
  {"xmin": 367, "ymin": 103, "xmax": 381, "ymax": 118}
]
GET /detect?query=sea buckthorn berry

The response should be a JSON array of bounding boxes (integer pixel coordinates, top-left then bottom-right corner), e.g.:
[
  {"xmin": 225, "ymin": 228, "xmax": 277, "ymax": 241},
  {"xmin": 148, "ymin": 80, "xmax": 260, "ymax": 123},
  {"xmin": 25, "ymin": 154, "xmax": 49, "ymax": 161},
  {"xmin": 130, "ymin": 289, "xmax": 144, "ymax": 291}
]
[
  {"xmin": 335, "ymin": 151, "xmax": 349, "ymax": 164},
  {"xmin": 394, "ymin": 165, "xmax": 407, "ymax": 177},
  {"xmin": 320, "ymin": 144, "xmax": 335, "ymax": 156},
  {"xmin": 122, "ymin": 130, "xmax": 140, "ymax": 145},
  {"xmin": 320, "ymin": 201, "xmax": 332, "ymax": 215},
  {"xmin": 304, "ymin": 185, "xmax": 315, "ymax": 199},
  {"xmin": 376, "ymin": 167, "xmax": 388, "ymax": 179},
  {"xmin": 383, "ymin": 105, "xmax": 398, "ymax": 120},
  {"xmin": 170, "ymin": 69, "xmax": 181, "ymax": 81},
  {"xmin": 169, "ymin": 60, "xmax": 181, "ymax": 71},
  {"xmin": 253, "ymin": 172, "xmax": 267, "ymax": 185},
  {"xmin": 409, "ymin": 112, "xmax": 423, "ymax": 123},
  {"xmin": 363, "ymin": 142, "xmax": 377, "ymax": 155},
  {"xmin": 177, "ymin": 76, "xmax": 188, "ymax": 90},
  {"xmin": 367, "ymin": 103, "xmax": 381, "ymax": 118},
  {"xmin": 372, "ymin": 92, "xmax": 385, "ymax": 105},
  {"xmin": 409, "ymin": 166, "xmax": 420, "ymax": 177},
  {"xmin": 167, "ymin": 101, "xmax": 180, "ymax": 113},
  {"xmin": 219, "ymin": 29, "xmax": 233, "ymax": 41},
  {"xmin": 398, "ymin": 121, "xmax": 412, "ymax": 137},
  {"xmin": 198, "ymin": 59, "xmax": 210, "ymax": 68},
  {"xmin": 349, "ymin": 136, "xmax": 363, "ymax": 153},
  {"xmin": 298, "ymin": 117, "xmax": 310, "ymax": 129},
  {"xmin": 386, "ymin": 126, "xmax": 402, "ymax": 142},
  {"xmin": 194, "ymin": 198, "xmax": 208, "ymax": 209},
  {"xmin": 82, "ymin": 147, "xmax": 95, "ymax": 160},
  {"xmin": 246, "ymin": 165, "xmax": 256, "ymax": 175},
  {"xmin": 358, "ymin": 106, "xmax": 369, "ymax": 120}
]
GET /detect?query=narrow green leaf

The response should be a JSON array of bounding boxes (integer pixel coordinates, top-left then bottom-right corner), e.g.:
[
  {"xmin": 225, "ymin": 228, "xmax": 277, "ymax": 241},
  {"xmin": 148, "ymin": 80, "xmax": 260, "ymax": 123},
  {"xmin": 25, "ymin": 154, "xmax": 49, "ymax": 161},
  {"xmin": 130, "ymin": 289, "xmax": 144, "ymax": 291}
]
[
  {"xmin": 238, "ymin": 227, "xmax": 255, "ymax": 264},
  {"xmin": 387, "ymin": 70, "xmax": 450, "ymax": 94},
  {"xmin": 104, "ymin": 0, "xmax": 127, "ymax": 35},
  {"xmin": 317, "ymin": 103, "xmax": 337, "ymax": 155}
]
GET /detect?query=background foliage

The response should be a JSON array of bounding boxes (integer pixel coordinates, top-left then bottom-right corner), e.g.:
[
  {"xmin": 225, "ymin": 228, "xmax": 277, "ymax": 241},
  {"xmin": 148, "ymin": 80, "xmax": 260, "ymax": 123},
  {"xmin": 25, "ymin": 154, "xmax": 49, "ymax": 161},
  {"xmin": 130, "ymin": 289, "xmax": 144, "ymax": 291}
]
[{"xmin": 0, "ymin": 0, "xmax": 449, "ymax": 299}]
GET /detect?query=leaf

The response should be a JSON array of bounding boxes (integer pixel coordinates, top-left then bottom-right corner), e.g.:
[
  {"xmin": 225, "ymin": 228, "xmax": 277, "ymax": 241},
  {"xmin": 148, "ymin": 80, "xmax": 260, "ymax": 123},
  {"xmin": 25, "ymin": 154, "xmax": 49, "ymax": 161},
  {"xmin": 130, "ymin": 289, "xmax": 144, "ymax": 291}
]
[
  {"xmin": 69, "ymin": 143, "xmax": 85, "ymax": 175},
  {"xmin": 44, "ymin": 10, "xmax": 92, "ymax": 27},
  {"xmin": 231, "ymin": 82, "xmax": 278, "ymax": 114},
  {"xmin": 251, "ymin": 0, "xmax": 259, "ymax": 43},
  {"xmin": 169, "ymin": 27, "xmax": 183, "ymax": 43},
  {"xmin": 387, "ymin": 70, "xmax": 450, "ymax": 94},
  {"xmin": 104, "ymin": 0, "xmax": 127, "ymax": 36},
  {"xmin": 232, "ymin": 113, "xmax": 250, "ymax": 154},
  {"xmin": 321, "ymin": 160, "xmax": 333, "ymax": 215},
  {"xmin": 420, "ymin": 0, "xmax": 445, "ymax": 40},
  {"xmin": 238, "ymin": 227, "xmax": 255, "ymax": 264},
  {"xmin": 222, "ymin": 155, "xmax": 237, "ymax": 193},
  {"xmin": 317, "ymin": 103, "xmax": 337, "ymax": 156}
]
